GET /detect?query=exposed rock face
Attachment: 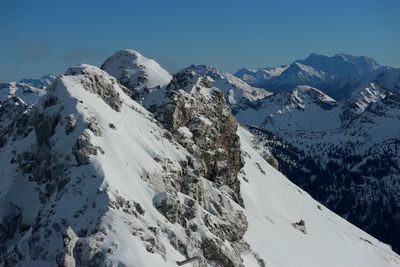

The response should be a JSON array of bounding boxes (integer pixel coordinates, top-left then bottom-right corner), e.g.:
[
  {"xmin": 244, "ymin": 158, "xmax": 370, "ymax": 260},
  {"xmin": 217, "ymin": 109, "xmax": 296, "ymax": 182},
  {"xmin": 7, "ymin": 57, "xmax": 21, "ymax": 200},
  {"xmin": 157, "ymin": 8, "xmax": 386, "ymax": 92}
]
[
  {"xmin": 56, "ymin": 227, "xmax": 78, "ymax": 267},
  {"xmin": 153, "ymin": 191, "xmax": 182, "ymax": 224},
  {"xmin": 0, "ymin": 96, "xmax": 34, "ymax": 148},
  {"xmin": 142, "ymin": 152, "xmax": 251, "ymax": 267},
  {"xmin": 73, "ymin": 132, "xmax": 105, "ymax": 165},
  {"xmin": 149, "ymin": 70, "xmax": 245, "ymax": 205},
  {"xmin": 0, "ymin": 66, "xmax": 121, "ymax": 265}
]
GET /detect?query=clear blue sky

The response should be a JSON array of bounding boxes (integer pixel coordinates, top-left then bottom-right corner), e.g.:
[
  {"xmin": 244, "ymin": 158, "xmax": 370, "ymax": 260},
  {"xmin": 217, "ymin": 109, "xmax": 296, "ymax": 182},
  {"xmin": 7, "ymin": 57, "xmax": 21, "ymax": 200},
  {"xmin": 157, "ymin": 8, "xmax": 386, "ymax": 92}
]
[{"xmin": 1, "ymin": 0, "xmax": 399, "ymax": 81}]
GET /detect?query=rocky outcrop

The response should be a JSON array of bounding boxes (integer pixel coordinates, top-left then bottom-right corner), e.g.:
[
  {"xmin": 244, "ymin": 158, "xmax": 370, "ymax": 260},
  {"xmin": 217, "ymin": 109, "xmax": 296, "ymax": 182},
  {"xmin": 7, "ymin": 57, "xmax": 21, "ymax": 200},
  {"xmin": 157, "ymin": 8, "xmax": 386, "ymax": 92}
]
[
  {"xmin": 65, "ymin": 65, "xmax": 123, "ymax": 112},
  {"xmin": 149, "ymin": 70, "xmax": 245, "ymax": 206},
  {"xmin": 0, "ymin": 96, "xmax": 34, "ymax": 148},
  {"xmin": 143, "ymin": 155, "xmax": 250, "ymax": 267}
]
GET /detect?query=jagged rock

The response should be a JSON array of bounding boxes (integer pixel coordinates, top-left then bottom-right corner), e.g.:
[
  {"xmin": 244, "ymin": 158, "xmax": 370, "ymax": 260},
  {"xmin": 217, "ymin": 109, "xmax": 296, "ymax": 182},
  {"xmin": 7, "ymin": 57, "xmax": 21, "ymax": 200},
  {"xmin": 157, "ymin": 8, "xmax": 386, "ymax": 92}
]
[
  {"xmin": 56, "ymin": 227, "xmax": 78, "ymax": 267},
  {"xmin": 33, "ymin": 111, "xmax": 60, "ymax": 149},
  {"xmin": 292, "ymin": 219, "xmax": 307, "ymax": 234},
  {"xmin": 65, "ymin": 65, "xmax": 123, "ymax": 112},
  {"xmin": 144, "ymin": 227, "xmax": 166, "ymax": 257},
  {"xmin": 153, "ymin": 192, "xmax": 182, "ymax": 224},
  {"xmin": 0, "ymin": 97, "xmax": 33, "ymax": 148},
  {"xmin": 73, "ymin": 132, "xmax": 104, "ymax": 165},
  {"xmin": 202, "ymin": 238, "xmax": 243, "ymax": 267},
  {"xmin": 73, "ymin": 234, "xmax": 107, "ymax": 267},
  {"xmin": 65, "ymin": 114, "xmax": 76, "ymax": 135},
  {"xmin": 86, "ymin": 117, "xmax": 102, "ymax": 136},
  {"xmin": 42, "ymin": 95, "xmax": 58, "ymax": 108},
  {"xmin": 150, "ymin": 70, "xmax": 245, "ymax": 205},
  {"xmin": 221, "ymin": 210, "xmax": 248, "ymax": 242}
]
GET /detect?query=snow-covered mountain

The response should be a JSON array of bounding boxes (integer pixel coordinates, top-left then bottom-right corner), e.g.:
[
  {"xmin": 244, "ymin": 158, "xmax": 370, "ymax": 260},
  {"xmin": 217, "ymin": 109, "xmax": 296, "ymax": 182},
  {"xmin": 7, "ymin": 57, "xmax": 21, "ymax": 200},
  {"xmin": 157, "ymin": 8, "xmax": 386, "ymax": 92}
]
[
  {"xmin": 374, "ymin": 68, "xmax": 400, "ymax": 92},
  {"xmin": 234, "ymin": 53, "xmax": 385, "ymax": 99},
  {"xmin": 1, "ymin": 49, "xmax": 399, "ymax": 266},
  {"xmin": 235, "ymin": 79, "xmax": 400, "ymax": 253},
  {"xmin": 101, "ymin": 49, "xmax": 172, "ymax": 98},
  {"xmin": 235, "ymin": 85, "xmax": 337, "ymax": 128},
  {"xmin": 234, "ymin": 66, "xmax": 288, "ymax": 86},
  {"xmin": 0, "ymin": 74, "xmax": 56, "ymax": 105},
  {"xmin": 296, "ymin": 53, "xmax": 380, "ymax": 77},
  {"xmin": 101, "ymin": 54, "xmax": 272, "ymax": 112},
  {"xmin": 173, "ymin": 65, "xmax": 271, "ymax": 112}
]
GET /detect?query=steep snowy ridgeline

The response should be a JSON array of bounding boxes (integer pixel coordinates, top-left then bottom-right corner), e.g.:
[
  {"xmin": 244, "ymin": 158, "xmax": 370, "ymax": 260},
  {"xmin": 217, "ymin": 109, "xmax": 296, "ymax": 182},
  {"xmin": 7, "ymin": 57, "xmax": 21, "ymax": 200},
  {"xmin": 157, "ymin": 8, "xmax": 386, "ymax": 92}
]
[
  {"xmin": 237, "ymin": 127, "xmax": 400, "ymax": 267},
  {"xmin": 101, "ymin": 49, "xmax": 172, "ymax": 96},
  {"xmin": 235, "ymin": 85, "xmax": 338, "ymax": 129},
  {"xmin": 343, "ymin": 83, "xmax": 388, "ymax": 114},
  {"xmin": 0, "ymin": 75, "xmax": 56, "ymax": 105},
  {"xmin": 182, "ymin": 65, "xmax": 272, "ymax": 106}
]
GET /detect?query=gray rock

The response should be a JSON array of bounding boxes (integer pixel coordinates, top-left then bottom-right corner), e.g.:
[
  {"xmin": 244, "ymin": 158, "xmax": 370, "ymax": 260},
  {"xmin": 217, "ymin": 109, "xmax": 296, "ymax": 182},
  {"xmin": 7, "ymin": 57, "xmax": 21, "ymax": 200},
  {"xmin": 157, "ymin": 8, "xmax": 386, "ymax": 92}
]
[
  {"xmin": 73, "ymin": 132, "xmax": 104, "ymax": 165},
  {"xmin": 151, "ymin": 70, "xmax": 245, "ymax": 206},
  {"xmin": 65, "ymin": 114, "xmax": 77, "ymax": 135},
  {"xmin": 202, "ymin": 238, "xmax": 243, "ymax": 267},
  {"xmin": 56, "ymin": 227, "xmax": 78, "ymax": 267},
  {"xmin": 153, "ymin": 192, "xmax": 182, "ymax": 224},
  {"xmin": 65, "ymin": 66, "xmax": 123, "ymax": 112}
]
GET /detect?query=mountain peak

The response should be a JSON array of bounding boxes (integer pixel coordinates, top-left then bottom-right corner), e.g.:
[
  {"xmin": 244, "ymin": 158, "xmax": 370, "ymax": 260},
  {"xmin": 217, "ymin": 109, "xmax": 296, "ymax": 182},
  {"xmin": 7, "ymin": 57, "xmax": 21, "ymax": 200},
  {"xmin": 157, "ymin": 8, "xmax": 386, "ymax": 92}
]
[
  {"xmin": 298, "ymin": 53, "xmax": 380, "ymax": 76},
  {"xmin": 101, "ymin": 49, "xmax": 172, "ymax": 95}
]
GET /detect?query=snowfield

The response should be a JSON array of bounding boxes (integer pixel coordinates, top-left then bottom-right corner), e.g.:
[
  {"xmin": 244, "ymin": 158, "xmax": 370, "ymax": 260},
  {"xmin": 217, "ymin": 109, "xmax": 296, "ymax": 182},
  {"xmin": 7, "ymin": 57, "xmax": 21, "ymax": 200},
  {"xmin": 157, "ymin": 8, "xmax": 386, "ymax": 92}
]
[{"xmin": 238, "ymin": 127, "xmax": 399, "ymax": 267}]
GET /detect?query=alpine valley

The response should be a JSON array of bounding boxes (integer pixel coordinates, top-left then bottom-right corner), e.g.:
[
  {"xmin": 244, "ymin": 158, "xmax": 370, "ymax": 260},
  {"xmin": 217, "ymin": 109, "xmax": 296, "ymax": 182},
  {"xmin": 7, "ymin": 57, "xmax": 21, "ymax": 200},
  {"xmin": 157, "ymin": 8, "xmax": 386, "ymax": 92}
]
[{"xmin": 0, "ymin": 49, "xmax": 399, "ymax": 267}]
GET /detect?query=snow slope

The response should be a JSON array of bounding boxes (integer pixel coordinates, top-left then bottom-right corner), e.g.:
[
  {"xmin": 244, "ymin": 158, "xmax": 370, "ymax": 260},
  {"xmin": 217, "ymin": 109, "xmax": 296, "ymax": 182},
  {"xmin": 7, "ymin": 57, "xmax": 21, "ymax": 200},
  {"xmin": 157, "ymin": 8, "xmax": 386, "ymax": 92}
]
[
  {"xmin": 1, "ymin": 55, "xmax": 399, "ymax": 266},
  {"xmin": 238, "ymin": 127, "xmax": 399, "ymax": 267},
  {"xmin": 234, "ymin": 79, "xmax": 400, "ymax": 253}
]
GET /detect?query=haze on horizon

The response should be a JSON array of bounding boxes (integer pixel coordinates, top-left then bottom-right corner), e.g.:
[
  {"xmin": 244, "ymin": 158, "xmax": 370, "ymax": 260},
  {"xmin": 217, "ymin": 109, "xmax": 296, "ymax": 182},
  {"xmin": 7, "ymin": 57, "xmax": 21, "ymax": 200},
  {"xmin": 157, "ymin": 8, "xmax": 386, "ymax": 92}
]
[{"xmin": 0, "ymin": 0, "xmax": 399, "ymax": 81}]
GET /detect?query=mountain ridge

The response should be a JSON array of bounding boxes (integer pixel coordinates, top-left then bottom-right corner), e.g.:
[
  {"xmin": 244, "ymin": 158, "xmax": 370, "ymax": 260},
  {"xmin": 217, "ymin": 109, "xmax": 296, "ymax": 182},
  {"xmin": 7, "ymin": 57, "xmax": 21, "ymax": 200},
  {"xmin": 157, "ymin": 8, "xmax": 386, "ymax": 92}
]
[
  {"xmin": 0, "ymin": 49, "xmax": 399, "ymax": 266},
  {"xmin": 234, "ymin": 53, "xmax": 396, "ymax": 100}
]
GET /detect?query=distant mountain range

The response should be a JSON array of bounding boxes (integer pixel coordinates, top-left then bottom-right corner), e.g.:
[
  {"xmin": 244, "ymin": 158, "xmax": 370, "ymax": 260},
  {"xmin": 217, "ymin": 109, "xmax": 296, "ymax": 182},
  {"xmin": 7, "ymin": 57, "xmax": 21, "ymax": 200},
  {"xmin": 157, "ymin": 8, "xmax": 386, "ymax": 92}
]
[
  {"xmin": 0, "ymin": 49, "xmax": 399, "ymax": 266},
  {"xmin": 234, "ymin": 53, "xmax": 399, "ymax": 100}
]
